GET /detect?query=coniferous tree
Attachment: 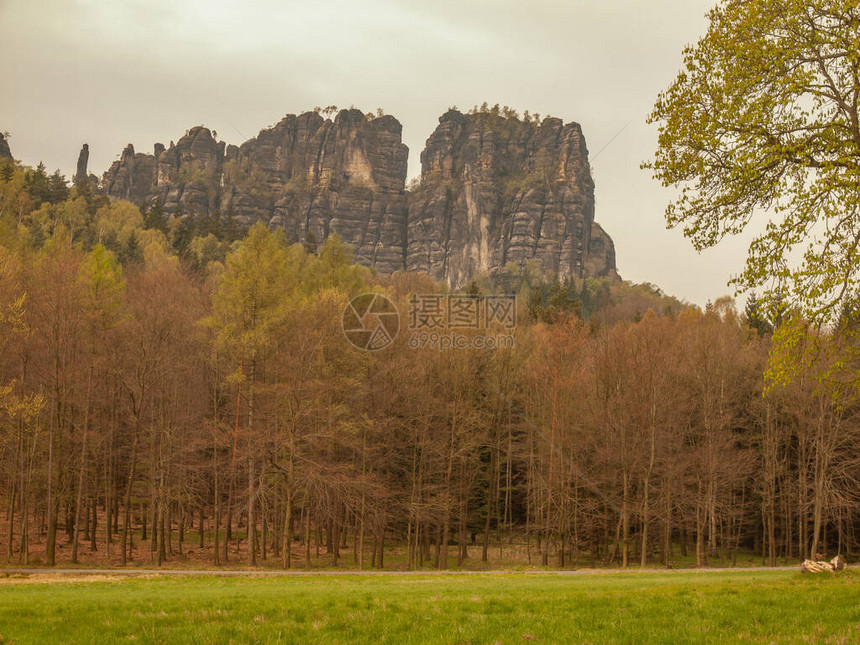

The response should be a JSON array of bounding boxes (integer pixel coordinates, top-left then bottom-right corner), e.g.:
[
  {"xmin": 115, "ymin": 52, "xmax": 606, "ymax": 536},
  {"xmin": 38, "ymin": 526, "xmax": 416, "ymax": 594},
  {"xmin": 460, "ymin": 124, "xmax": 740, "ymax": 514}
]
[{"xmin": 143, "ymin": 198, "xmax": 168, "ymax": 234}]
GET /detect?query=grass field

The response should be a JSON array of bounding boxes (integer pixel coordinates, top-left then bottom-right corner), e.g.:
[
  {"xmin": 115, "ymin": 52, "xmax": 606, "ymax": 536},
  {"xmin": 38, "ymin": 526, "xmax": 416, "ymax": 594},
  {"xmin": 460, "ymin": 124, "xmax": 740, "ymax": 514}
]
[{"xmin": 0, "ymin": 569, "xmax": 857, "ymax": 644}]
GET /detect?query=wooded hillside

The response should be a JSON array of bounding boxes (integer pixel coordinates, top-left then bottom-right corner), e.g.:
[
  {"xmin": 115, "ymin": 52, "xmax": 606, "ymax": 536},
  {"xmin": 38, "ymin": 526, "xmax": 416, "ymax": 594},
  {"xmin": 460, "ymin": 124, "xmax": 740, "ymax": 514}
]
[{"xmin": 0, "ymin": 158, "xmax": 857, "ymax": 568}]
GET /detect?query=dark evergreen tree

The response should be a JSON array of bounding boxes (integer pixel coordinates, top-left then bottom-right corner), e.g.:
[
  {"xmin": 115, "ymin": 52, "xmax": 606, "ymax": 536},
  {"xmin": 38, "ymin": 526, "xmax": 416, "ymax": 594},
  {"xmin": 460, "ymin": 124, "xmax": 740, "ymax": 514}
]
[
  {"xmin": 24, "ymin": 162, "xmax": 51, "ymax": 205},
  {"xmin": 744, "ymin": 293, "xmax": 773, "ymax": 337},
  {"xmin": 204, "ymin": 210, "xmax": 223, "ymax": 238},
  {"xmin": 223, "ymin": 206, "xmax": 244, "ymax": 243},
  {"xmin": 303, "ymin": 230, "xmax": 318, "ymax": 254},
  {"xmin": 121, "ymin": 230, "xmax": 143, "ymax": 265},
  {"xmin": 47, "ymin": 170, "xmax": 69, "ymax": 204},
  {"xmin": 172, "ymin": 206, "xmax": 195, "ymax": 255},
  {"xmin": 144, "ymin": 198, "xmax": 168, "ymax": 234},
  {"xmin": 836, "ymin": 295, "xmax": 860, "ymax": 333},
  {"xmin": 527, "ymin": 280, "xmax": 581, "ymax": 322}
]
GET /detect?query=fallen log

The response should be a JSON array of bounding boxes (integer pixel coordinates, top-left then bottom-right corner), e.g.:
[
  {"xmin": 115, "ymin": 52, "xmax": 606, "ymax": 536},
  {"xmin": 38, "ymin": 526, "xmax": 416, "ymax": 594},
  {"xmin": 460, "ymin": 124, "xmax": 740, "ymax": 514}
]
[{"xmin": 800, "ymin": 554, "xmax": 846, "ymax": 573}]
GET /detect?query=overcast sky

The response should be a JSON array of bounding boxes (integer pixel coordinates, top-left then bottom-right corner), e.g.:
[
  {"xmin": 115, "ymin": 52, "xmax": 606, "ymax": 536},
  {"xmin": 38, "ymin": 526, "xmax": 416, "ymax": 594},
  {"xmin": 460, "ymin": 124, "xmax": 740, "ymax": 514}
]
[{"xmin": 0, "ymin": 0, "xmax": 752, "ymax": 307}]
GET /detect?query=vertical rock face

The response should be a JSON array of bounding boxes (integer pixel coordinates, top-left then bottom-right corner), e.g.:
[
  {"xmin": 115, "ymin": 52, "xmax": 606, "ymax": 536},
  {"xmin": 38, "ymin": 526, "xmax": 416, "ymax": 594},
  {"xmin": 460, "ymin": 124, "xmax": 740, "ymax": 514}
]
[
  {"xmin": 152, "ymin": 126, "xmax": 224, "ymax": 215},
  {"xmin": 100, "ymin": 110, "xmax": 409, "ymax": 274},
  {"xmin": 103, "ymin": 143, "xmax": 156, "ymax": 206},
  {"xmin": 75, "ymin": 144, "xmax": 89, "ymax": 184},
  {"xmin": 97, "ymin": 107, "xmax": 617, "ymax": 284},
  {"xmin": 0, "ymin": 132, "xmax": 12, "ymax": 160},
  {"xmin": 103, "ymin": 128, "xmax": 223, "ymax": 213},
  {"xmin": 223, "ymin": 109, "xmax": 409, "ymax": 274},
  {"xmin": 407, "ymin": 109, "xmax": 617, "ymax": 286}
]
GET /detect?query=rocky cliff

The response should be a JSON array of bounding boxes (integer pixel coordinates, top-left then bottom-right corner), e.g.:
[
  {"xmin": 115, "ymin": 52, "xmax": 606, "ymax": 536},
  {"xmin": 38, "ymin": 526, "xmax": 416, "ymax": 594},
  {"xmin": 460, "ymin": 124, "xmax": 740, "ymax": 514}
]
[
  {"xmin": 98, "ymin": 108, "xmax": 616, "ymax": 284},
  {"xmin": 0, "ymin": 132, "xmax": 11, "ymax": 160},
  {"xmin": 75, "ymin": 144, "xmax": 89, "ymax": 184},
  {"xmin": 407, "ymin": 109, "xmax": 615, "ymax": 285},
  {"xmin": 102, "ymin": 110, "xmax": 409, "ymax": 274},
  {"xmin": 224, "ymin": 111, "xmax": 409, "ymax": 274}
]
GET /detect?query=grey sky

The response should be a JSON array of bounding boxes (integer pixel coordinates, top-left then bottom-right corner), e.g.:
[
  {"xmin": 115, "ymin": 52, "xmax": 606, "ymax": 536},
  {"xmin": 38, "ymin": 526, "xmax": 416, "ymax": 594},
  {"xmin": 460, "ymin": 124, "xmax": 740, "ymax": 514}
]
[{"xmin": 0, "ymin": 0, "xmax": 747, "ymax": 307}]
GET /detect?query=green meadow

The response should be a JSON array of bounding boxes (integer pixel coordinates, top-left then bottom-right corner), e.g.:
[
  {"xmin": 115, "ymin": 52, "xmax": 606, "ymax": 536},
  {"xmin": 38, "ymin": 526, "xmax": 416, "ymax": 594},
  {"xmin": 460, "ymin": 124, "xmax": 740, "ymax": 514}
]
[{"xmin": 0, "ymin": 569, "xmax": 857, "ymax": 644}]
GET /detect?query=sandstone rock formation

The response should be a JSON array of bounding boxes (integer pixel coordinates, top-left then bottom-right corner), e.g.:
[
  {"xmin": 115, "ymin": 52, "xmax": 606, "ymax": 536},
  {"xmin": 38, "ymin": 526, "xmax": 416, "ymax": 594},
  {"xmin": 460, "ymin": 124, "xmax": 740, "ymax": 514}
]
[
  {"xmin": 103, "ymin": 143, "xmax": 157, "ymax": 206},
  {"xmin": 223, "ymin": 110, "xmax": 408, "ymax": 274},
  {"xmin": 0, "ymin": 132, "xmax": 12, "ymax": 160},
  {"xmin": 75, "ymin": 144, "xmax": 89, "ymax": 184},
  {"xmin": 98, "ymin": 107, "xmax": 617, "ymax": 285},
  {"xmin": 407, "ymin": 109, "xmax": 616, "ymax": 285}
]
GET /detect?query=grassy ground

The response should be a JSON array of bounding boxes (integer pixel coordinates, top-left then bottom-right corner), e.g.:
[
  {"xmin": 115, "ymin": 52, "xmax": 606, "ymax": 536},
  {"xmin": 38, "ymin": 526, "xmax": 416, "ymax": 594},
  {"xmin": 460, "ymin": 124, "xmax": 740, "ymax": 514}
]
[{"xmin": 0, "ymin": 569, "xmax": 857, "ymax": 644}]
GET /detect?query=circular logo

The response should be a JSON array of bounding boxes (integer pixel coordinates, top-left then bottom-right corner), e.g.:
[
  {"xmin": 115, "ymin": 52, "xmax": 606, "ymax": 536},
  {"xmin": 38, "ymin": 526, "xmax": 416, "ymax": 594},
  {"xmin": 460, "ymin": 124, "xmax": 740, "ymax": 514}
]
[{"xmin": 342, "ymin": 293, "xmax": 400, "ymax": 351}]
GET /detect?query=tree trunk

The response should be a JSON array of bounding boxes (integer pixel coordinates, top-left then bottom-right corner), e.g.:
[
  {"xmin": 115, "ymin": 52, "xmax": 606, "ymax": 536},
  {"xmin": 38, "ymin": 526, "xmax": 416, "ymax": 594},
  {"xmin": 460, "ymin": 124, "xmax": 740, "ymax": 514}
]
[
  {"xmin": 120, "ymin": 426, "xmax": 141, "ymax": 566},
  {"xmin": 71, "ymin": 366, "xmax": 93, "ymax": 563}
]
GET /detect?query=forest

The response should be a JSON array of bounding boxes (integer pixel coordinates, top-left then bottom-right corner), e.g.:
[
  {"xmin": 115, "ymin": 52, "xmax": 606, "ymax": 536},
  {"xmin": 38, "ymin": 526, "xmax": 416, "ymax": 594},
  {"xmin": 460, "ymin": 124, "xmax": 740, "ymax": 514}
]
[{"xmin": 0, "ymin": 158, "xmax": 858, "ymax": 570}]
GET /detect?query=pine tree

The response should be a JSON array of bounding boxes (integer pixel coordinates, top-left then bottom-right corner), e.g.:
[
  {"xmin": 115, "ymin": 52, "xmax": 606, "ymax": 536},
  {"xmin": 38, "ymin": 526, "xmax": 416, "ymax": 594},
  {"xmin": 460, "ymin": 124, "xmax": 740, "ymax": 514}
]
[
  {"xmin": 223, "ymin": 207, "xmax": 241, "ymax": 242},
  {"xmin": 25, "ymin": 163, "xmax": 51, "ymax": 205},
  {"xmin": 143, "ymin": 198, "xmax": 168, "ymax": 234},
  {"xmin": 744, "ymin": 293, "xmax": 773, "ymax": 337},
  {"xmin": 47, "ymin": 170, "xmax": 68, "ymax": 204}
]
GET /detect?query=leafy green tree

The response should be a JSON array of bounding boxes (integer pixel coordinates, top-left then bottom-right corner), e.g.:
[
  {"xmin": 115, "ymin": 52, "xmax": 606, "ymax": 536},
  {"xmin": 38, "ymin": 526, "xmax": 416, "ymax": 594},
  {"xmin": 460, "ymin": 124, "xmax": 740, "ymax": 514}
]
[
  {"xmin": 188, "ymin": 233, "xmax": 227, "ymax": 268},
  {"xmin": 646, "ymin": 0, "xmax": 860, "ymax": 323},
  {"xmin": 306, "ymin": 232, "xmax": 371, "ymax": 296},
  {"xmin": 95, "ymin": 200, "xmax": 143, "ymax": 249}
]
